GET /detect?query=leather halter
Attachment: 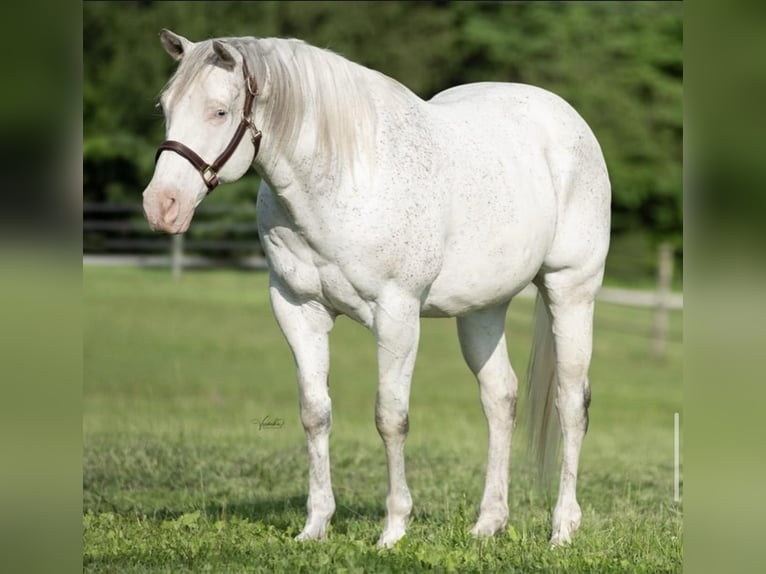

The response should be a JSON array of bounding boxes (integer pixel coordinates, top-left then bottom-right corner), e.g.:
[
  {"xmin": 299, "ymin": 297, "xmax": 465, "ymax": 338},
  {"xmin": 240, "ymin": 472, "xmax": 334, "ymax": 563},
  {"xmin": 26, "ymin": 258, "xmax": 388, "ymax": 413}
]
[{"xmin": 155, "ymin": 55, "xmax": 262, "ymax": 193}]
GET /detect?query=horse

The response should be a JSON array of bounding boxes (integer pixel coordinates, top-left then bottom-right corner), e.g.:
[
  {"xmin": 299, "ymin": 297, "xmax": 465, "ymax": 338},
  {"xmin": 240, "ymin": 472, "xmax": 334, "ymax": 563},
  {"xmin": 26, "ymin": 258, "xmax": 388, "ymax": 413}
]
[{"xmin": 142, "ymin": 29, "xmax": 611, "ymax": 548}]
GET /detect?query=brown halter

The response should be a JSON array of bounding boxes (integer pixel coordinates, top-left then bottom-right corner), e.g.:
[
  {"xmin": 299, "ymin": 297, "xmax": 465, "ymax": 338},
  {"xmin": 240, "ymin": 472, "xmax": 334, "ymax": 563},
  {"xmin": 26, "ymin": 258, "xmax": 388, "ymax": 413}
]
[{"xmin": 155, "ymin": 55, "xmax": 262, "ymax": 193}]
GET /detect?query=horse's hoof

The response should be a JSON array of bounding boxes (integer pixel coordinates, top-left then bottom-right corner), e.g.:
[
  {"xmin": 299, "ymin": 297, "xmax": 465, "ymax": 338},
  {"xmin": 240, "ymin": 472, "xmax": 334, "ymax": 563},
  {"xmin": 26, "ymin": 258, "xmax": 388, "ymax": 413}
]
[
  {"xmin": 470, "ymin": 515, "xmax": 507, "ymax": 537},
  {"xmin": 376, "ymin": 527, "xmax": 406, "ymax": 549},
  {"xmin": 295, "ymin": 526, "xmax": 328, "ymax": 542}
]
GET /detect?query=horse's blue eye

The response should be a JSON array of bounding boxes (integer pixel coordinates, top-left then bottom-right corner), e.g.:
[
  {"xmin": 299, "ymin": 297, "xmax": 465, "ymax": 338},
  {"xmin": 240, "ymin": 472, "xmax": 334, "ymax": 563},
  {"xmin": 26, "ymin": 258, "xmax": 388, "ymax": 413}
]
[{"xmin": 216, "ymin": 109, "xmax": 227, "ymax": 117}]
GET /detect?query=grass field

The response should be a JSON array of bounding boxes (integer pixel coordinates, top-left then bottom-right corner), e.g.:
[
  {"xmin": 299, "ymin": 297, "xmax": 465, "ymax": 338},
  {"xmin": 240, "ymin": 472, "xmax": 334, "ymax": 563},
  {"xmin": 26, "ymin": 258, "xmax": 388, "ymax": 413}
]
[{"xmin": 83, "ymin": 266, "xmax": 682, "ymax": 572}]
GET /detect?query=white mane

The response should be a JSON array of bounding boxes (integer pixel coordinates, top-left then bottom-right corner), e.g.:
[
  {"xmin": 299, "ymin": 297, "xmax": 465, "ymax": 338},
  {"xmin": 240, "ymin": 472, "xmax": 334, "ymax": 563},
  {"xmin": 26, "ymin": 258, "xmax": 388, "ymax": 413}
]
[{"xmin": 162, "ymin": 36, "xmax": 415, "ymax": 177}]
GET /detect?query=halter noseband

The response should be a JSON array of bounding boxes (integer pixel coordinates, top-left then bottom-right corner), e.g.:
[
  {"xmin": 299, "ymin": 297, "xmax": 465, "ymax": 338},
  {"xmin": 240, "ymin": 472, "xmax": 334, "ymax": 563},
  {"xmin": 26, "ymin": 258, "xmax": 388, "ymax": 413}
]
[{"xmin": 155, "ymin": 55, "xmax": 262, "ymax": 193}]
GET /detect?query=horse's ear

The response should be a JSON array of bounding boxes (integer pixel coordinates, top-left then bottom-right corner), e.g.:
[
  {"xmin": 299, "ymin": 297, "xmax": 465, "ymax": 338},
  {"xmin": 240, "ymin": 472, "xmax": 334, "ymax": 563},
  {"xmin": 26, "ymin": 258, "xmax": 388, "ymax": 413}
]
[
  {"xmin": 212, "ymin": 40, "xmax": 237, "ymax": 71},
  {"xmin": 159, "ymin": 29, "xmax": 192, "ymax": 62}
]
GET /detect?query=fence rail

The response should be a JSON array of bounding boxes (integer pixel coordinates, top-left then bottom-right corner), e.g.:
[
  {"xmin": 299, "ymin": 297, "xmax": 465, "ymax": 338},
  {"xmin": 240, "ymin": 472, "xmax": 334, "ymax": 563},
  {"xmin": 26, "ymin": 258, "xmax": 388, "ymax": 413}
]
[
  {"xmin": 83, "ymin": 201, "xmax": 263, "ymax": 258},
  {"xmin": 84, "ymin": 202, "xmax": 682, "ymax": 353}
]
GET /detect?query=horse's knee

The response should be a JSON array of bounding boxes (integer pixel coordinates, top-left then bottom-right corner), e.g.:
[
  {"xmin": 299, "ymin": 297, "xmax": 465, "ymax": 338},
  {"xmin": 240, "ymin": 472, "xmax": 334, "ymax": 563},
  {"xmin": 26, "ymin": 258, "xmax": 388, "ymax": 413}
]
[
  {"xmin": 375, "ymin": 409, "xmax": 409, "ymax": 440},
  {"xmin": 300, "ymin": 393, "xmax": 332, "ymax": 436}
]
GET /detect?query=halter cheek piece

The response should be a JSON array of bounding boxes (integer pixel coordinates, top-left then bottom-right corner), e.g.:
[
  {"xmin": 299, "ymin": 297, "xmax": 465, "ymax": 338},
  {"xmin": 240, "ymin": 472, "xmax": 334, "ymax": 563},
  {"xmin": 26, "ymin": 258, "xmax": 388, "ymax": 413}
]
[{"xmin": 155, "ymin": 55, "xmax": 262, "ymax": 193}]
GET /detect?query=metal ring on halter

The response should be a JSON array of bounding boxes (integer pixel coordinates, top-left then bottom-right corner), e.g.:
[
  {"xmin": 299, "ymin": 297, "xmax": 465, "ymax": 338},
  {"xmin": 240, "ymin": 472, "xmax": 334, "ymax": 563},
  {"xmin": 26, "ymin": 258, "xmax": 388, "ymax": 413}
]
[{"xmin": 201, "ymin": 166, "xmax": 219, "ymax": 188}]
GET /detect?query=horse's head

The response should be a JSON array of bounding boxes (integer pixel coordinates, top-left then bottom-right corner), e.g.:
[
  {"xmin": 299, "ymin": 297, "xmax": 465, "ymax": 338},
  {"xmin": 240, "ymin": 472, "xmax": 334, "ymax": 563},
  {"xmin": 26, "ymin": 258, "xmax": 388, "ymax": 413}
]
[{"xmin": 143, "ymin": 30, "xmax": 261, "ymax": 233}]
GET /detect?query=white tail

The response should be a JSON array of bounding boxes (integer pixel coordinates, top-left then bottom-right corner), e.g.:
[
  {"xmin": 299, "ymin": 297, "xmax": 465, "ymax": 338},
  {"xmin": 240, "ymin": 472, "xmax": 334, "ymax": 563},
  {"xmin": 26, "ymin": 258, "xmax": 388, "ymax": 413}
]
[{"xmin": 526, "ymin": 292, "xmax": 560, "ymax": 485}]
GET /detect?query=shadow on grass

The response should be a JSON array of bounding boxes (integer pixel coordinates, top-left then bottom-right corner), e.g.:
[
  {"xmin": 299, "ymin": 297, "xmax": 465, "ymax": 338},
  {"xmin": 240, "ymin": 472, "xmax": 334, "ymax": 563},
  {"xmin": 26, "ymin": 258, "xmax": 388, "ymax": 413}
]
[{"xmin": 137, "ymin": 495, "xmax": 386, "ymax": 535}]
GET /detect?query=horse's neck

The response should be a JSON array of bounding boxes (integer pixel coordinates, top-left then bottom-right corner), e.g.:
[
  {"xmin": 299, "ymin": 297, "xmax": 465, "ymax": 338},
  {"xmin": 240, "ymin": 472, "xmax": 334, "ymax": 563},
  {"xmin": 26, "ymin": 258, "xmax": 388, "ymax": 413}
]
[
  {"xmin": 253, "ymin": 117, "xmax": 347, "ymax": 229},
  {"xmin": 255, "ymin": 60, "xmax": 426, "ymax": 212},
  {"xmin": 255, "ymin": 130, "xmax": 355, "ymax": 226}
]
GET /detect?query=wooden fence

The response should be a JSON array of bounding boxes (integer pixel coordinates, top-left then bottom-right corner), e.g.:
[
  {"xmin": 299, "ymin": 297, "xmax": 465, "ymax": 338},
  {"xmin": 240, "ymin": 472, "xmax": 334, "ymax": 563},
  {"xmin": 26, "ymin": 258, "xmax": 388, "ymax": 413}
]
[{"xmin": 84, "ymin": 203, "xmax": 681, "ymax": 355}]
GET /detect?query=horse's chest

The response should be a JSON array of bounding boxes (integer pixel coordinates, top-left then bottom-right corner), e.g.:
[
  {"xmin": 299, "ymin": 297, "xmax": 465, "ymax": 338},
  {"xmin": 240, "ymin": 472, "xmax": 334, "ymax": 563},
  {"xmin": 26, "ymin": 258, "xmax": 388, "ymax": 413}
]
[
  {"xmin": 261, "ymin": 226, "xmax": 375, "ymax": 326},
  {"xmin": 261, "ymin": 225, "xmax": 321, "ymax": 294}
]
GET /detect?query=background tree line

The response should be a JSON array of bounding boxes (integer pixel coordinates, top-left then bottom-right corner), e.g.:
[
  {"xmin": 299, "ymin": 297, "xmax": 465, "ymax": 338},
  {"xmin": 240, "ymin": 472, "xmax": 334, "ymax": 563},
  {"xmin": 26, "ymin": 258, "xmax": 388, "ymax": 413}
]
[{"xmin": 84, "ymin": 1, "xmax": 682, "ymax": 286}]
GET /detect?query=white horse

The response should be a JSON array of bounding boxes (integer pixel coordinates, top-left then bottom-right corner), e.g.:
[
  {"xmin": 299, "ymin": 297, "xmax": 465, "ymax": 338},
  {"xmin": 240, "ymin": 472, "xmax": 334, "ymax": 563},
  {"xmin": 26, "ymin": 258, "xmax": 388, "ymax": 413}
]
[{"xmin": 143, "ymin": 30, "xmax": 610, "ymax": 548}]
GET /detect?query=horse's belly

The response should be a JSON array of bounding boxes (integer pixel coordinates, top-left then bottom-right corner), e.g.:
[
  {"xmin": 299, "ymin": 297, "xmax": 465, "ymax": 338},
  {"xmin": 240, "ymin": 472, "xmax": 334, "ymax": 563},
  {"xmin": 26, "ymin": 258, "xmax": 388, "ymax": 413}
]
[
  {"xmin": 421, "ymin": 247, "xmax": 543, "ymax": 317},
  {"xmin": 421, "ymin": 165, "xmax": 556, "ymax": 317}
]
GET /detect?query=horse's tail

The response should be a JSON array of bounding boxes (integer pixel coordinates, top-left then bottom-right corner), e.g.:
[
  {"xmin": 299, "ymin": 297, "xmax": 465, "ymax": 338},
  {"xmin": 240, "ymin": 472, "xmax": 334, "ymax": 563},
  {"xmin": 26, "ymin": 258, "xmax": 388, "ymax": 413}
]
[{"xmin": 526, "ymin": 291, "xmax": 560, "ymax": 486}]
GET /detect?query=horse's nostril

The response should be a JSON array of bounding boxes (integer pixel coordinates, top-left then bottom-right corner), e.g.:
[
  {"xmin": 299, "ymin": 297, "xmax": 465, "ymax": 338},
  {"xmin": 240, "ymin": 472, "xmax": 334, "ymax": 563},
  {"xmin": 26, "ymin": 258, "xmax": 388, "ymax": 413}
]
[{"xmin": 162, "ymin": 196, "xmax": 179, "ymax": 225}]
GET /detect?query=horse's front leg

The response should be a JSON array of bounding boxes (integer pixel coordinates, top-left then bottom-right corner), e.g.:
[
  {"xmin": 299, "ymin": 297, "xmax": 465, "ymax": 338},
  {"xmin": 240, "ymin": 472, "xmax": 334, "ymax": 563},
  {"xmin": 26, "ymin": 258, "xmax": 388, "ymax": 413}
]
[
  {"xmin": 373, "ymin": 289, "xmax": 421, "ymax": 548},
  {"xmin": 269, "ymin": 279, "xmax": 336, "ymax": 541}
]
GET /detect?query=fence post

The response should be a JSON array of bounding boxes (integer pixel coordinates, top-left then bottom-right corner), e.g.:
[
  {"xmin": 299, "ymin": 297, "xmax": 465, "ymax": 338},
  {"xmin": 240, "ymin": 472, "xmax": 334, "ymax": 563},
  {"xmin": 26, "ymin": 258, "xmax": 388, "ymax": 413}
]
[
  {"xmin": 652, "ymin": 242, "xmax": 673, "ymax": 359},
  {"xmin": 172, "ymin": 233, "xmax": 184, "ymax": 281}
]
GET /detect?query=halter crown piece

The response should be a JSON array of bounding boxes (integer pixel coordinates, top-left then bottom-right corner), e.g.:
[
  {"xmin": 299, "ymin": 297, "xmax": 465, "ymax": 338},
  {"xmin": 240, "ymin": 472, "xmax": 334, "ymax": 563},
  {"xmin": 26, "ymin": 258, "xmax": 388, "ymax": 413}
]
[{"xmin": 155, "ymin": 52, "xmax": 262, "ymax": 193}]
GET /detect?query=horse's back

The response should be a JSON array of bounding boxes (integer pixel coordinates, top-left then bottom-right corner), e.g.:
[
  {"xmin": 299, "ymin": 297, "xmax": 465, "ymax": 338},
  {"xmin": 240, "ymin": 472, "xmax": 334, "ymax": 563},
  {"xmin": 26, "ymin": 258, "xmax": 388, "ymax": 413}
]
[
  {"xmin": 428, "ymin": 82, "xmax": 606, "ymax": 185},
  {"xmin": 429, "ymin": 81, "xmax": 610, "ymax": 203}
]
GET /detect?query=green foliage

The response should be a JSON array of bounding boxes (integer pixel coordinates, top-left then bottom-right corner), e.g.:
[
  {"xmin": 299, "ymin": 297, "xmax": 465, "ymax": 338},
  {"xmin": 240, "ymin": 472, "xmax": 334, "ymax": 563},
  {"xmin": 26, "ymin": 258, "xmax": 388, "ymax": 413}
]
[
  {"xmin": 452, "ymin": 3, "xmax": 682, "ymax": 242},
  {"xmin": 83, "ymin": 2, "xmax": 683, "ymax": 277},
  {"xmin": 84, "ymin": 266, "xmax": 682, "ymax": 572}
]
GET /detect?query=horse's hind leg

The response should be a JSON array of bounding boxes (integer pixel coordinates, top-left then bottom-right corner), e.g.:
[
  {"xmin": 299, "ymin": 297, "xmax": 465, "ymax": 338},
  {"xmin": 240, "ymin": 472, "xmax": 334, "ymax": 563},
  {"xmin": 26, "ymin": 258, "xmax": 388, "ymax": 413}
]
[
  {"xmin": 538, "ymin": 276, "xmax": 599, "ymax": 545},
  {"xmin": 457, "ymin": 303, "xmax": 517, "ymax": 536}
]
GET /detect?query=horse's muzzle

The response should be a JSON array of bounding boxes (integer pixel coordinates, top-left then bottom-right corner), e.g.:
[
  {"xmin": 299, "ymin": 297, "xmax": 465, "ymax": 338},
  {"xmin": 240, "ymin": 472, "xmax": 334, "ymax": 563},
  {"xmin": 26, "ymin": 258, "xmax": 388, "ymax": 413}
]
[{"xmin": 142, "ymin": 186, "xmax": 191, "ymax": 234}]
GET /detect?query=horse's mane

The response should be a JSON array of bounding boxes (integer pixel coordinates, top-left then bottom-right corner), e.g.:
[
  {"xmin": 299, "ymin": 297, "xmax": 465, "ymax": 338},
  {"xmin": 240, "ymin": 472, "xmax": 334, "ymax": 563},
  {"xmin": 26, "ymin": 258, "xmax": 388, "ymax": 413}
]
[{"xmin": 162, "ymin": 36, "xmax": 415, "ymax": 178}]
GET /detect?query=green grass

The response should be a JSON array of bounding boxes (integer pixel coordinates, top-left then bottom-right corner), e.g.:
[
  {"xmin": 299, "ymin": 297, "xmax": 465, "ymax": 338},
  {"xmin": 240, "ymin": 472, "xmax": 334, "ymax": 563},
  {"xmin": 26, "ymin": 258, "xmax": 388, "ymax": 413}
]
[{"xmin": 83, "ymin": 266, "xmax": 682, "ymax": 572}]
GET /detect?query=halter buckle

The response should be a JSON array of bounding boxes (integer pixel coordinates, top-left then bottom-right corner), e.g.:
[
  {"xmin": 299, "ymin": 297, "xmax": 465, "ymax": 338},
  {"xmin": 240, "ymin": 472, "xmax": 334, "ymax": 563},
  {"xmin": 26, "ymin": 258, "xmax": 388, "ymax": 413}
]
[
  {"xmin": 248, "ymin": 121, "xmax": 262, "ymax": 144},
  {"xmin": 201, "ymin": 165, "xmax": 218, "ymax": 187}
]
